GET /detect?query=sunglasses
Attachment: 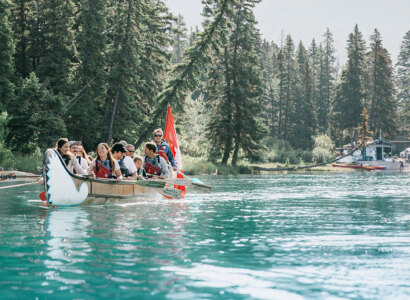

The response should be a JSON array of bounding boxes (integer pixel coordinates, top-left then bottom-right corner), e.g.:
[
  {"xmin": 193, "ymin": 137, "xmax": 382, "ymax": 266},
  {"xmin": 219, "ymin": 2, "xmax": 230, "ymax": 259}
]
[
  {"xmin": 154, "ymin": 134, "xmax": 162, "ymax": 137},
  {"xmin": 127, "ymin": 150, "xmax": 135, "ymax": 153}
]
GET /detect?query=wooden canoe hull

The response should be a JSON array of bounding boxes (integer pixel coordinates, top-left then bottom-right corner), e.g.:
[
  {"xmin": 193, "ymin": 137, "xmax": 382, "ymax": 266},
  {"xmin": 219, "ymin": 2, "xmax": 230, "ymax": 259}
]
[
  {"xmin": 43, "ymin": 149, "xmax": 164, "ymax": 207},
  {"xmin": 72, "ymin": 177, "xmax": 162, "ymax": 199}
]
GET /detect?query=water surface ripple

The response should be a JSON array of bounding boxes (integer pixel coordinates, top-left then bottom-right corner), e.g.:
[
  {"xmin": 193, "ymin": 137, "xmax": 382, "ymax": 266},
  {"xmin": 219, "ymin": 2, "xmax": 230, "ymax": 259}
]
[{"xmin": 0, "ymin": 172, "xmax": 409, "ymax": 299}]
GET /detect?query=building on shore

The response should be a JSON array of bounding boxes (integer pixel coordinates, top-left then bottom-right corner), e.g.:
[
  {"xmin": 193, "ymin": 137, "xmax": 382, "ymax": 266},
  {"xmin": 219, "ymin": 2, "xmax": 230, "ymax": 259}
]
[
  {"xmin": 352, "ymin": 138, "xmax": 395, "ymax": 161},
  {"xmin": 337, "ymin": 134, "xmax": 409, "ymax": 171}
]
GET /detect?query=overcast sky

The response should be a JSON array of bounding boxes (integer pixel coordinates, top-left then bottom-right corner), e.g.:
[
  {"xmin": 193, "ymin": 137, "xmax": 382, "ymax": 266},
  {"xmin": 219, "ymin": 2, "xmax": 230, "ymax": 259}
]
[{"xmin": 165, "ymin": 0, "xmax": 410, "ymax": 65}]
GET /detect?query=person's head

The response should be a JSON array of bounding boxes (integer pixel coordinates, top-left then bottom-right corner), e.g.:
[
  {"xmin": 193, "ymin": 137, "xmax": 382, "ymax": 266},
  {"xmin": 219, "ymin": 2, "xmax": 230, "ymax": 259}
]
[
  {"xmin": 153, "ymin": 128, "xmax": 163, "ymax": 145},
  {"xmin": 78, "ymin": 145, "xmax": 91, "ymax": 164},
  {"xmin": 119, "ymin": 140, "xmax": 128, "ymax": 147},
  {"xmin": 111, "ymin": 142, "xmax": 126, "ymax": 160},
  {"xmin": 144, "ymin": 142, "xmax": 157, "ymax": 157},
  {"xmin": 55, "ymin": 138, "xmax": 69, "ymax": 155},
  {"xmin": 96, "ymin": 143, "xmax": 110, "ymax": 160},
  {"xmin": 78, "ymin": 145, "xmax": 85, "ymax": 157},
  {"xmin": 133, "ymin": 155, "xmax": 143, "ymax": 169},
  {"xmin": 125, "ymin": 144, "xmax": 135, "ymax": 157},
  {"xmin": 95, "ymin": 143, "xmax": 115, "ymax": 171},
  {"xmin": 69, "ymin": 141, "xmax": 82, "ymax": 156}
]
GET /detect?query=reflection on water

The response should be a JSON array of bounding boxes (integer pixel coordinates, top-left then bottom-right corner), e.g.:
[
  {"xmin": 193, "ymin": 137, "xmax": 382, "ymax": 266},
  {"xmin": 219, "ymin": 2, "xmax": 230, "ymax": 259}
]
[
  {"xmin": 45, "ymin": 208, "xmax": 90, "ymax": 285},
  {"xmin": 0, "ymin": 173, "xmax": 409, "ymax": 299}
]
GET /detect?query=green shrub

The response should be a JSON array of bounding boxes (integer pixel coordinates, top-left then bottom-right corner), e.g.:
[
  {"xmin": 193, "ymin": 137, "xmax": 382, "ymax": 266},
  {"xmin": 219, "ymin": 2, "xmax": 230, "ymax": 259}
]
[
  {"xmin": 267, "ymin": 146, "xmax": 301, "ymax": 164},
  {"xmin": 182, "ymin": 155, "xmax": 251, "ymax": 175},
  {"xmin": 0, "ymin": 144, "xmax": 14, "ymax": 169},
  {"xmin": 313, "ymin": 134, "xmax": 334, "ymax": 150},
  {"xmin": 0, "ymin": 152, "xmax": 43, "ymax": 174},
  {"xmin": 312, "ymin": 147, "xmax": 333, "ymax": 164},
  {"xmin": 298, "ymin": 150, "xmax": 313, "ymax": 163}
]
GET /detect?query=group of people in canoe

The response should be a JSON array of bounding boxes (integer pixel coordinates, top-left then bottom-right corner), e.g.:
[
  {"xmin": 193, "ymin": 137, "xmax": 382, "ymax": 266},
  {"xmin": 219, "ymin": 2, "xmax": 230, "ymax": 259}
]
[{"xmin": 54, "ymin": 128, "xmax": 177, "ymax": 181}]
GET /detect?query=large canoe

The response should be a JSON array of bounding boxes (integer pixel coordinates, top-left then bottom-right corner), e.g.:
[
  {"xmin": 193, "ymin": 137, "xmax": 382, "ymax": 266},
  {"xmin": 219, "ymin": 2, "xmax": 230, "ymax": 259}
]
[{"xmin": 42, "ymin": 149, "xmax": 176, "ymax": 207}]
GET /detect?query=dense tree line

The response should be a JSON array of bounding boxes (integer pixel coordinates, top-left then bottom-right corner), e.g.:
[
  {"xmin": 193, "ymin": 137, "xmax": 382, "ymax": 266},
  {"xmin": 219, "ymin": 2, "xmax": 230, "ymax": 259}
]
[
  {"xmin": 0, "ymin": 0, "xmax": 408, "ymax": 165},
  {"xmin": 1, "ymin": 0, "xmax": 176, "ymax": 154}
]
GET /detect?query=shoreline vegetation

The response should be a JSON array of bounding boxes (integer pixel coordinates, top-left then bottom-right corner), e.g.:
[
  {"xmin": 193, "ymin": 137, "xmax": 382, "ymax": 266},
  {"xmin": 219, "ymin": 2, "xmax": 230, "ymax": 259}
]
[{"xmin": 0, "ymin": 153, "xmax": 354, "ymax": 176}]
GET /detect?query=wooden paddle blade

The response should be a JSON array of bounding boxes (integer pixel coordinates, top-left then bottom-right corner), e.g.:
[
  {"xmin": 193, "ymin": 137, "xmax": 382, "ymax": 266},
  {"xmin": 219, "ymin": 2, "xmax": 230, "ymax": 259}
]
[
  {"xmin": 162, "ymin": 186, "xmax": 182, "ymax": 199},
  {"xmin": 135, "ymin": 180, "xmax": 166, "ymax": 189},
  {"xmin": 166, "ymin": 177, "xmax": 191, "ymax": 186}
]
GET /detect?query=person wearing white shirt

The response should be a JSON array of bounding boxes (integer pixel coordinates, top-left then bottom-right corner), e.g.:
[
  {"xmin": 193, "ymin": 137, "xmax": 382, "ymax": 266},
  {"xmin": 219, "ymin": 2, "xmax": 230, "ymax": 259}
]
[
  {"xmin": 70, "ymin": 141, "xmax": 89, "ymax": 171},
  {"xmin": 111, "ymin": 142, "xmax": 138, "ymax": 180}
]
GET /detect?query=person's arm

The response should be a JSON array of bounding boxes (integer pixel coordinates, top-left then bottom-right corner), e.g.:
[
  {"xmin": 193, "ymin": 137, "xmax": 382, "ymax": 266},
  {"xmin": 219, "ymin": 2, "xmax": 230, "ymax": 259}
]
[
  {"xmin": 124, "ymin": 156, "xmax": 137, "ymax": 180},
  {"xmin": 165, "ymin": 145, "xmax": 177, "ymax": 168},
  {"xmin": 79, "ymin": 157, "xmax": 89, "ymax": 170},
  {"xmin": 87, "ymin": 161, "xmax": 95, "ymax": 175},
  {"xmin": 159, "ymin": 157, "xmax": 169, "ymax": 178},
  {"xmin": 70, "ymin": 155, "xmax": 86, "ymax": 175},
  {"xmin": 113, "ymin": 160, "xmax": 123, "ymax": 181}
]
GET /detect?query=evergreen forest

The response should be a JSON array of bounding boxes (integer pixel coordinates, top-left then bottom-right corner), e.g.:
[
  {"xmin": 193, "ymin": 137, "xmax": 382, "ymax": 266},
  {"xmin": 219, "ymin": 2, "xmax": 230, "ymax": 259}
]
[{"xmin": 0, "ymin": 0, "xmax": 409, "ymax": 168}]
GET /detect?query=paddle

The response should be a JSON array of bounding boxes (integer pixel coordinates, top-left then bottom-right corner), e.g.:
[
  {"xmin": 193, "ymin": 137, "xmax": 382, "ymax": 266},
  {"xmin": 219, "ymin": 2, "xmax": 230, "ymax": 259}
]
[
  {"xmin": 176, "ymin": 170, "xmax": 211, "ymax": 193},
  {"xmin": 145, "ymin": 177, "xmax": 191, "ymax": 187},
  {"xmin": 134, "ymin": 180, "xmax": 166, "ymax": 189},
  {"xmin": 0, "ymin": 171, "xmax": 40, "ymax": 182},
  {"xmin": 0, "ymin": 181, "xmax": 39, "ymax": 190},
  {"xmin": 161, "ymin": 186, "xmax": 182, "ymax": 199}
]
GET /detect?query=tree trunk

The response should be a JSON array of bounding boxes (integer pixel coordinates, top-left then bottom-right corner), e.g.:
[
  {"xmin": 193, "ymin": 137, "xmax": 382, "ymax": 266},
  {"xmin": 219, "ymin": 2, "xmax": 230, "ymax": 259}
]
[
  {"xmin": 231, "ymin": 141, "xmax": 240, "ymax": 166},
  {"xmin": 224, "ymin": 10, "xmax": 242, "ymax": 165},
  {"xmin": 106, "ymin": 88, "xmax": 120, "ymax": 143},
  {"xmin": 278, "ymin": 80, "xmax": 283, "ymax": 139},
  {"xmin": 221, "ymin": 47, "xmax": 232, "ymax": 165}
]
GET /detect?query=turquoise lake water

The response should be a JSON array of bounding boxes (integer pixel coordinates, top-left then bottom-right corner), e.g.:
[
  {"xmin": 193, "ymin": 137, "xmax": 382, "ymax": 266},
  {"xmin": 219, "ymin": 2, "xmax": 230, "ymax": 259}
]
[{"xmin": 0, "ymin": 172, "xmax": 409, "ymax": 299}]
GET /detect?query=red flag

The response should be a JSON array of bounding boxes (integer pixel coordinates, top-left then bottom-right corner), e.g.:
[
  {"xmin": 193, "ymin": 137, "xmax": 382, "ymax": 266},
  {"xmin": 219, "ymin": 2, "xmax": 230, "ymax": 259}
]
[
  {"xmin": 164, "ymin": 105, "xmax": 179, "ymax": 151},
  {"xmin": 164, "ymin": 105, "xmax": 185, "ymax": 194}
]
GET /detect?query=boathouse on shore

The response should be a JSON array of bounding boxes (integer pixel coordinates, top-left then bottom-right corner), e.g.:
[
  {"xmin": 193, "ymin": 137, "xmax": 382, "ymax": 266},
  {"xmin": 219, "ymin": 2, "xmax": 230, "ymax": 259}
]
[{"xmin": 352, "ymin": 138, "xmax": 395, "ymax": 161}]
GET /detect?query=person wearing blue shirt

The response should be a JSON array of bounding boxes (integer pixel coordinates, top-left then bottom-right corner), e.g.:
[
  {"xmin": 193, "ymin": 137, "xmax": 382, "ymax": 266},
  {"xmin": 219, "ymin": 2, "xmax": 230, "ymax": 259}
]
[{"xmin": 152, "ymin": 128, "xmax": 177, "ymax": 171}]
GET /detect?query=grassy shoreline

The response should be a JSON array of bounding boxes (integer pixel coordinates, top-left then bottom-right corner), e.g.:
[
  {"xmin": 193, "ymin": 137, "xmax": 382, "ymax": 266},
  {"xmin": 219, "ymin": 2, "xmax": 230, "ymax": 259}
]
[
  {"xmin": 0, "ymin": 154, "xmax": 353, "ymax": 175},
  {"xmin": 182, "ymin": 156, "xmax": 353, "ymax": 175}
]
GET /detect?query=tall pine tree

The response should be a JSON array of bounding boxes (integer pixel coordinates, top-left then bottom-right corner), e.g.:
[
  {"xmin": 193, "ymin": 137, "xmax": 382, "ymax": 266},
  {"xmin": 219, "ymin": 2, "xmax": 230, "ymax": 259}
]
[
  {"xmin": 316, "ymin": 28, "xmax": 336, "ymax": 132},
  {"xmin": 66, "ymin": 0, "xmax": 108, "ymax": 148},
  {"xmin": 367, "ymin": 29, "xmax": 396, "ymax": 137},
  {"xmin": 35, "ymin": 0, "xmax": 77, "ymax": 95},
  {"xmin": 171, "ymin": 14, "xmax": 188, "ymax": 64},
  {"xmin": 10, "ymin": 0, "xmax": 32, "ymax": 78},
  {"xmin": 134, "ymin": 0, "xmax": 235, "ymax": 148},
  {"xmin": 259, "ymin": 39, "xmax": 279, "ymax": 139},
  {"xmin": 105, "ymin": 0, "xmax": 174, "ymax": 143},
  {"xmin": 6, "ymin": 73, "xmax": 66, "ymax": 153},
  {"xmin": 204, "ymin": 0, "xmax": 265, "ymax": 165},
  {"xmin": 229, "ymin": 1, "xmax": 265, "ymax": 165},
  {"xmin": 332, "ymin": 25, "xmax": 366, "ymax": 144},
  {"xmin": 0, "ymin": 0, "xmax": 15, "ymax": 109},
  {"xmin": 292, "ymin": 41, "xmax": 316, "ymax": 149},
  {"xmin": 277, "ymin": 35, "xmax": 297, "ymax": 141},
  {"xmin": 396, "ymin": 30, "xmax": 410, "ymax": 137}
]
